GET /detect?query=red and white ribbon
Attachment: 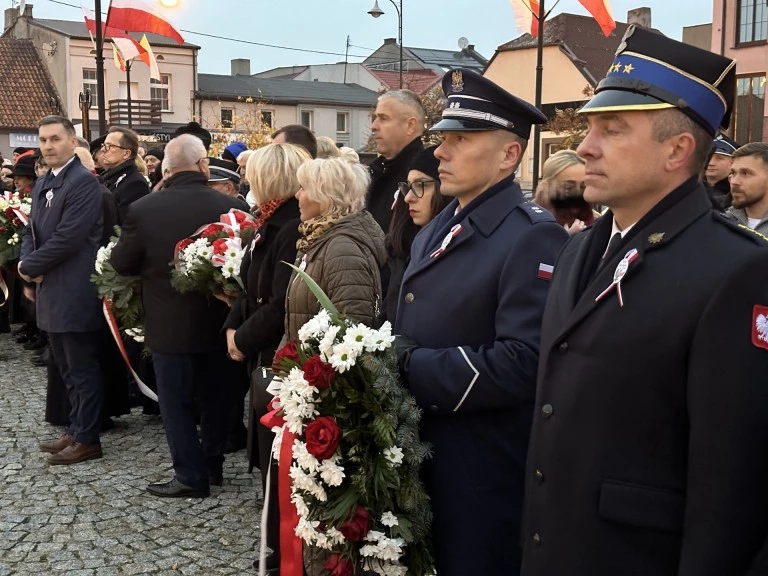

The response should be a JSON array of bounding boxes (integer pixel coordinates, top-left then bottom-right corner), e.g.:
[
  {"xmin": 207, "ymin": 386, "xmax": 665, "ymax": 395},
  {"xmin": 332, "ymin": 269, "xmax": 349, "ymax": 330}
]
[
  {"xmin": 12, "ymin": 209, "xmax": 28, "ymax": 226},
  {"xmin": 430, "ymin": 224, "xmax": 462, "ymax": 259},
  {"xmin": 595, "ymin": 248, "xmax": 639, "ymax": 308},
  {"xmin": 0, "ymin": 269, "xmax": 8, "ymax": 308},
  {"xmin": 102, "ymin": 298, "xmax": 158, "ymax": 402}
]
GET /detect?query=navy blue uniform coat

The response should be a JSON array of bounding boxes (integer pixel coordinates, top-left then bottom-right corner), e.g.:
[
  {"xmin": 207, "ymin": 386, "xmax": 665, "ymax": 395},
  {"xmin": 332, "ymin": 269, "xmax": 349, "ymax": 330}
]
[
  {"xmin": 396, "ymin": 175, "xmax": 568, "ymax": 576},
  {"xmin": 522, "ymin": 179, "xmax": 768, "ymax": 576},
  {"xmin": 20, "ymin": 156, "xmax": 103, "ymax": 333}
]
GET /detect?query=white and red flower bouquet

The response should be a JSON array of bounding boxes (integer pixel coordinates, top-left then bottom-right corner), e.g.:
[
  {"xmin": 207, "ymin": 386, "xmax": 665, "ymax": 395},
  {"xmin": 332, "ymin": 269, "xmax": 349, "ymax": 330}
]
[
  {"xmin": 264, "ymin": 266, "xmax": 434, "ymax": 576},
  {"xmin": 0, "ymin": 192, "xmax": 32, "ymax": 266},
  {"xmin": 170, "ymin": 209, "xmax": 258, "ymax": 298}
]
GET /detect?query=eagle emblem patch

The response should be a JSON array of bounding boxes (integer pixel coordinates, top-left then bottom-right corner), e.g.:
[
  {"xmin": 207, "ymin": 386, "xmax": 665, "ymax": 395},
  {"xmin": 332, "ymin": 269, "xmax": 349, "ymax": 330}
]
[
  {"xmin": 451, "ymin": 70, "xmax": 464, "ymax": 93},
  {"xmin": 753, "ymin": 306, "xmax": 768, "ymax": 350}
]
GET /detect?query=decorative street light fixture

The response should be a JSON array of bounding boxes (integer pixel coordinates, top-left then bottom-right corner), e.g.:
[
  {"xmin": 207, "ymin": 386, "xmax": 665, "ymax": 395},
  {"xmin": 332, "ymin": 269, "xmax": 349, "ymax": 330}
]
[{"xmin": 368, "ymin": 0, "xmax": 403, "ymax": 89}]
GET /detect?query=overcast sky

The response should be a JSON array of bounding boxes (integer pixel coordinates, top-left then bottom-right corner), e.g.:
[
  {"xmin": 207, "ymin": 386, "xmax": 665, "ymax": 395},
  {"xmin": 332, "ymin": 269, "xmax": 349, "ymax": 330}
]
[{"xmin": 32, "ymin": 0, "xmax": 714, "ymax": 74}]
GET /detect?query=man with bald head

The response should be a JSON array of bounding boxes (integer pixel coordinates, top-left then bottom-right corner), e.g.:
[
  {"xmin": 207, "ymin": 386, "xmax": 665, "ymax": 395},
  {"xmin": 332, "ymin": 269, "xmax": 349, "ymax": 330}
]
[
  {"xmin": 368, "ymin": 89, "xmax": 426, "ymax": 231},
  {"xmin": 111, "ymin": 134, "xmax": 241, "ymax": 498}
]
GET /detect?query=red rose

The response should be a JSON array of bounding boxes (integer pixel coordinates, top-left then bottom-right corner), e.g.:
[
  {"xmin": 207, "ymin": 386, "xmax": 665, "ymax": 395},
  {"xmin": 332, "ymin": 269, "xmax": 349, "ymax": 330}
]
[
  {"xmin": 233, "ymin": 210, "xmax": 247, "ymax": 224},
  {"xmin": 4, "ymin": 208, "xmax": 14, "ymax": 219},
  {"xmin": 339, "ymin": 506, "xmax": 372, "ymax": 542},
  {"xmin": 212, "ymin": 238, "xmax": 228, "ymax": 255},
  {"xmin": 240, "ymin": 220, "xmax": 258, "ymax": 231},
  {"xmin": 302, "ymin": 355, "xmax": 336, "ymax": 390},
  {"xmin": 323, "ymin": 554, "xmax": 354, "ymax": 576},
  {"xmin": 176, "ymin": 238, "xmax": 193, "ymax": 253},
  {"xmin": 12, "ymin": 218, "xmax": 21, "ymax": 227},
  {"xmin": 305, "ymin": 416, "xmax": 342, "ymax": 461},
  {"xmin": 272, "ymin": 341, "xmax": 300, "ymax": 371},
  {"xmin": 200, "ymin": 223, "xmax": 223, "ymax": 238}
]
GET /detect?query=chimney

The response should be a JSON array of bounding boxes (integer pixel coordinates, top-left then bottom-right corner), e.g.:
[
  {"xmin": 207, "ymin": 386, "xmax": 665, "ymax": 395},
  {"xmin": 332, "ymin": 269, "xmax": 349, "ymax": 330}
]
[
  {"xmin": 4, "ymin": 7, "xmax": 19, "ymax": 32},
  {"xmin": 627, "ymin": 7, "xmax": 652, "ymax": 29},
  {"xmin": 231, "ymin": 58, "xmax": 251, "ymax": 76},
  {"xmin": 384, "ymin": 37, "xmax": 397, "ymax": 45}
]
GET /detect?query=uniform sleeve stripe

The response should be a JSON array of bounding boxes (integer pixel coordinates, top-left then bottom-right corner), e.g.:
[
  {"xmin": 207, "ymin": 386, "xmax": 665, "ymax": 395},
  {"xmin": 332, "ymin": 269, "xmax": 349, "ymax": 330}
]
[{"xmin": 453, "ymin": 346, "xmax": 480, "ymax": 412}]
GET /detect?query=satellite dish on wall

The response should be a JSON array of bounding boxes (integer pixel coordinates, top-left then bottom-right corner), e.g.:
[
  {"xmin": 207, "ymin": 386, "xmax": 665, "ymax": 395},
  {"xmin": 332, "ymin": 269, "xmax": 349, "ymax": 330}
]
[{"xmin": 458, "ymin": 37, "xmax": 469, "ymax": 50}]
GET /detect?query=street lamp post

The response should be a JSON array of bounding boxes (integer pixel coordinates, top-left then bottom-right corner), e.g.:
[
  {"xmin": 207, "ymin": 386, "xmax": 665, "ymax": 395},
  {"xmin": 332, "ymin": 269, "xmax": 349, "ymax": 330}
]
[{"xmin": 368, "ymin": 0, "xmax": 403, "ymax": 89}]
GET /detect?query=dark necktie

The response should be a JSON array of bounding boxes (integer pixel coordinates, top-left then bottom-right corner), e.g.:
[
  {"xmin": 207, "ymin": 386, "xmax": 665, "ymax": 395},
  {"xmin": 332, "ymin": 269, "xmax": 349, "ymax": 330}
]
[{"xmin": 602, "ymin": 232, "xmax": 623, "ymax": 261}]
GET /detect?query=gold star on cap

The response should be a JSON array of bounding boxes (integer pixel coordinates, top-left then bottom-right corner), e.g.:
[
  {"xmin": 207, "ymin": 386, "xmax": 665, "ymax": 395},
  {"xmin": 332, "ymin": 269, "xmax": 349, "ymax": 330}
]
[
  {"xmin": 610, "ymin": 63, "xmax": 622, "ymax": 74},
  {"xmin": 648, "ymin": 232, "xmax": 665, "ymax": 244},
  {"xmin": 623, "ymin": 63, "xmax": 635, "ymax": 74}
]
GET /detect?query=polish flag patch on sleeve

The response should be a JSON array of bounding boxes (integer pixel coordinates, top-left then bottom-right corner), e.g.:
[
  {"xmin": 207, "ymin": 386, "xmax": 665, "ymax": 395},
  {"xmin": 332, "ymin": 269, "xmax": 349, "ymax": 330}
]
[
  {"xmin": 753, "ymin": 305, "xmax": 768, "ymax": 350},
  {"xmin": 538, "ymin": 263, "xmax": 554, "ymax": 280}
]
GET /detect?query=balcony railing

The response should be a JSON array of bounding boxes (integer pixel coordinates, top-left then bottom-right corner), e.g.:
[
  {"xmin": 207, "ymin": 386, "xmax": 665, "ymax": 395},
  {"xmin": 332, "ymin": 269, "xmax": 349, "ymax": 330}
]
[{"xmin": 108, "ymin": 99, "xmax": 162, "ymax": 126}]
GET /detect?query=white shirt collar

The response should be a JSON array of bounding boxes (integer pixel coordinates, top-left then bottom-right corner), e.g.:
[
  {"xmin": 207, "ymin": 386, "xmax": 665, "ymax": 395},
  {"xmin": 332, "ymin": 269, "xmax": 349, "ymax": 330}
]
[
  {"xmin": 610, "ymin": 216, "xmax": 637, "ymax": 239},
  {"xmin": 51, "ymin": 156, "xmax": 76, "ymax": 178}
]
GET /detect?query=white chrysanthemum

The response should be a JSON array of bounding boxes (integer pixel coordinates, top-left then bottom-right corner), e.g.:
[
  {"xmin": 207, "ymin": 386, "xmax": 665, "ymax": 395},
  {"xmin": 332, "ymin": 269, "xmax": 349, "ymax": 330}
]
[
  {"xmin": 94, "ymin": 243, "xmax": 113, "ymax": 274},
  {"xmin": 345, "ymin": 323, "xmax": 373, "ymax": 350},
  {"xmin": 364, "ymin": 321, "xmax": 396, "ymax": 352},
  {"xmin": 329, "ymin": 340, "xmax": 359, "ymax": 373},
  {"xmin": 220, "ymin": 255, "xmax": 242, "ymax": 279},
  {"xmin": 383, "ymin": 446, "xmax": 404, "ymax": 467},
  {"xmin": 317, "ymin": 324, "xmax": 340, "ymax": 359},
  {"xmin": 318, "ymin": 457, "xmax": 345, "ymax": 487},
  {"xmin": 270, "ymin": 425, "xmax": 284, "ymax": 461},
  {"xmin": 294, "ymin": 517, "xmax": 319, "ymax": 544},
  {"xmin": 293, "ymin": 439, "xmax": 320, "ymax": 474},
  {"xmin": 298, "ymin": 308, "xmax": 332, "ymax": 344},
  {"xmin": 290, "ymin": 465, "xmax": 327, "ymax": 501},
  {"xmin": 291, "ymin": 492, "xmax": 310, "ymax": 518},
  {"xmin": 362, "ymin": 560, "xmax": 408, "ymax": 576},
  {"xmin": 325, "ymin": 526, "xmax": 346, "ymax": 546},
  {"xmin": 124, "ymin": 328, "xmax": 144, "ymax": 343},
  {"xmin": 380, "ymin": 511, "xmax": 398, "ymax": 527},
  {"xmin": 361, "ymin": 532, "xmax": 405, "ymax": 563}
]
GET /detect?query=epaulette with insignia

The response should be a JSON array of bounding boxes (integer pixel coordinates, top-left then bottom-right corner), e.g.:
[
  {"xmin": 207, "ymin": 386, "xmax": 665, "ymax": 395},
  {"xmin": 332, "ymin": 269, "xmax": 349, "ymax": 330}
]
[
  {"xmin": 713, "ymin": 211, "xmax": 768, "ymax": 244},
  {"xmin": 519, "ymin": 202, "xmax": 557, "ymax": 224}
]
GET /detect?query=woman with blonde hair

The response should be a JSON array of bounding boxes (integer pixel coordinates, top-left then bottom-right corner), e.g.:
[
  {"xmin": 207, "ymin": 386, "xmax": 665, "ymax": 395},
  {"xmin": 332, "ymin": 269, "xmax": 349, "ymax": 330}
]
[
  {"xmin": 315, "ymin": 135, "xmax": 341, "ymax": 159},
  {"xmin": 222, "ymin": 143, "xmax": 310, "ymax": 573},
  {"xmin": 534, "ymin": 149, "xmax": 596, "ymax": 234}
]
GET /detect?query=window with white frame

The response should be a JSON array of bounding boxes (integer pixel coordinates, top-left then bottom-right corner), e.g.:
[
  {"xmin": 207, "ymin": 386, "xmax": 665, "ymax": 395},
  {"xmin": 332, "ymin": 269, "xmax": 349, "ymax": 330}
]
[
  {"xmin": 260, "ymin": 110, "xmax": 274, "ymax": 129},
  {"xmin": 221, "ymin": 108, "xmax": 234, "ymax": 128},
  {"xmin": 336, "ymin": 112, "xmax": 349, "ymax": 133},
  {"xmin": 150, "ymin": 74, "xmax": 171, "ymax": 112},
  {"xmin": 300, "ymin": 110, "xmax": 314, "ymax": 130},
  {"xmin": 83, "ymin": 69, "xmax": 99, "ymax": 107}
]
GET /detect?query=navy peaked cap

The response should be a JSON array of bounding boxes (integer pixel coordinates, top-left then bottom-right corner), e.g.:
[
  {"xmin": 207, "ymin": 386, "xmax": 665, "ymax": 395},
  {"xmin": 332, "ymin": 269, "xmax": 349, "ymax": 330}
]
[{"xmin": 430, "ymin": 68, "xmax": 547, "ymax": 139}]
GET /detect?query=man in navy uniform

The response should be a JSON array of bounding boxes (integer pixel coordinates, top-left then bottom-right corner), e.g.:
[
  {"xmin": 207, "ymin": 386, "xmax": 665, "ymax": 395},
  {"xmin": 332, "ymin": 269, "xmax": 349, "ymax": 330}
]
[
  {"xmin": 705, "ymin": 133, "xmax": 738, "ymax": 210},
  {"xmin": 395, "ymin": 69, "xmax": 568, "ymax": 575},
  {"xmin": 522, "ymin": 27, "xmax": 768, "ymax": 576}
]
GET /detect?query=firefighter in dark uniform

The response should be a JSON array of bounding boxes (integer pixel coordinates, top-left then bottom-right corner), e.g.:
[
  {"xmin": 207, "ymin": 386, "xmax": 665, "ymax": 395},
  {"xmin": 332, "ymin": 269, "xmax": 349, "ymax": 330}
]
[
  {"xmin": 395, "ymin": 69, "xmax": 569, "ymax": 576},
  {"xmin": 522, "ymin": 26, "xmax": 768, "ymax": 576}
]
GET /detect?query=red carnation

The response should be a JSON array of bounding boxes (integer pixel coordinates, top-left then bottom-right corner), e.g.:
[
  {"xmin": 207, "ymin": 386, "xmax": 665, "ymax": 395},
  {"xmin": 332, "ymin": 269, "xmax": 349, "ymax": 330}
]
[
  {"xmin": 302, "ymin": 355, "xmax": 336, "ymax": 390},
  {"xmin": 176, "ymin": 238, "xmax": 193, "ymax": 253},
  {"xmin": 12, "ymin": 218, "xmax": 21, "ymax": 226},
  {"xmin": 200, "ymin": 224, "xmax": 223, "ymax": 238},
  {"xmin": 339, "ymin": 506, "xmax": 372, "ymax": 542},
  {"xmin": 323, "ymin": 554, "xmax": 354, "ymax": 576},
  {"xmin": 212, "ymin": 238, "xmax": 228, "ymax": 255},
  {"xmin": 233, "ymin": 210, "xmax": 247, "ymax": 224},
  {"xmin": 272, "ymin": 341, "xmax": 300, "ymax": 371},
  {"xmin": 305, "ymin": 416, "xmax": 342, "ymax": 461},
  {"xmin": 4, "ymin": 208, "xmax": 14, "ymax": 219},
  {"xmin": 240, "ymin": 220, "xmax": 258, "ymax": 231}
]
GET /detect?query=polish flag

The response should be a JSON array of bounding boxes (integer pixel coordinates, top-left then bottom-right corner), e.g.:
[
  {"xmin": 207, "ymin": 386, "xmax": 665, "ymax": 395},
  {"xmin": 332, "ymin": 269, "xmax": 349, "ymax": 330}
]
[
  {"xmin": 577, "ymin": 0, "xmax": 616, "ymax": 37},
  {"xmin": 106, "ymin": 0, "xmax": 184, "ymax": 45},
  {"xmin": 82, "ymin": 5, "xmax": 135, "ymax": 42},
  {"xmin": 139, "ymin": 34, "xmax": 161, "ymax": 80},
  {"xmin": 511, "ymin": 0, "xmax": 541, "ymax": 36},
  {"xmin": 112, "ymin": 36, "xmax": 146, "ymax": 62},
  {"xmin": 538, "ymin": 263, "xmax": 554, "ymax": 280}
]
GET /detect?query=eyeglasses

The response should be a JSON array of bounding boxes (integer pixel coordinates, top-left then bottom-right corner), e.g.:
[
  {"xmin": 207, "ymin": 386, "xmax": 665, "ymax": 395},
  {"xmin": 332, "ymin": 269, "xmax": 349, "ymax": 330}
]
[
  {"xmin": 397, "ymin": 179, "xmax": 435, "ymax": 199},
  {"xmin": 101, "ymin": 142, "xmax": 129, "ymax": 152}
]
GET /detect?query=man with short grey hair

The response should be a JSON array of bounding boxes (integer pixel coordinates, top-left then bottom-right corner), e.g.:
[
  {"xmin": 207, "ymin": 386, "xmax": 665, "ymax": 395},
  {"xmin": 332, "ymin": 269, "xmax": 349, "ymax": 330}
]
[
  {"xmin": 368, "ymin": 89, "xmax": 426, "ymax": 232},
  {"xmin": 111, "ymin": 133, "xmax": 242, "ymax": 498}
]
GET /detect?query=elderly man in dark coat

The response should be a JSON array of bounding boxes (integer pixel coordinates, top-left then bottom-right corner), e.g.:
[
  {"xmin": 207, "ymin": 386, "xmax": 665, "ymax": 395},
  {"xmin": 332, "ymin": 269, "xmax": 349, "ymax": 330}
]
[
  {"xmin": 395, "ymin": 69, "xmax": 568, "ymax": 576},
  {"xmin": 522, "ymin": 27, "xmax": 768, "ymax": 576},
  {"xmin": 110, "ymin": 134, "xmax": 242, "ymax": 498},
  {"xmin": 20, "ymin": 115, "xmax": 105, "ymax": 465}
]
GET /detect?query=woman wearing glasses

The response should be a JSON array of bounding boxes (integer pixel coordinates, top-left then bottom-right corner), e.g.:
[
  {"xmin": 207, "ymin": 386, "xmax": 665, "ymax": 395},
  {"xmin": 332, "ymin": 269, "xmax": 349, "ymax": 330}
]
[{"xmin": 383, "ymin": 145, "xmax": 450, "ymax": 323}]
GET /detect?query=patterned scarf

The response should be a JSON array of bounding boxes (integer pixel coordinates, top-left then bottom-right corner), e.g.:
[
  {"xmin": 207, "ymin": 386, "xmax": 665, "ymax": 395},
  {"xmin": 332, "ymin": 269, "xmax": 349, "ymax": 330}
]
[
  {"xmin": 252, "ymin": 198, "xmax": 287, "ymax": 231},
  {"xmin": 296, "ymin": 212, "xmax": 348, "ymax": 253}
]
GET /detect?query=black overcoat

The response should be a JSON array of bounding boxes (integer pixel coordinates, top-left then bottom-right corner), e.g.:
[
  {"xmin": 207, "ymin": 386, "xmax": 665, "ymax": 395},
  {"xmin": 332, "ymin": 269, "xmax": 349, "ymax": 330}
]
[{"xmin": 522, "ymin": 179, "xmax": 768, "ymax": 576}]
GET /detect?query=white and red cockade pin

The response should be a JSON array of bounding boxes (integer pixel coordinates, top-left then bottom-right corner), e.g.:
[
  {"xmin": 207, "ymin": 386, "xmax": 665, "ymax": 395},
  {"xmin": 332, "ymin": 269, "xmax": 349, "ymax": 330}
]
[
  {"xmin": 595, "ymin": 248, "xmax": 639, "ymax": 307},
  {"xmin": 537, "ymin": 263, "xmax": 554, "ymax": 280},
  {"xmin": 430, "ymin": 224, "xmax": 462, "ymax": 259}
]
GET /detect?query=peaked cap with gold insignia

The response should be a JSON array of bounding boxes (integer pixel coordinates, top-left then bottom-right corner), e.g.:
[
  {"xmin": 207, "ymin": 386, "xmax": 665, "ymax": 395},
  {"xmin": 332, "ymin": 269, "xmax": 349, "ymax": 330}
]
[{"xmin": 579, "ymin": 25, "xmax": 737, "ymax": 136}]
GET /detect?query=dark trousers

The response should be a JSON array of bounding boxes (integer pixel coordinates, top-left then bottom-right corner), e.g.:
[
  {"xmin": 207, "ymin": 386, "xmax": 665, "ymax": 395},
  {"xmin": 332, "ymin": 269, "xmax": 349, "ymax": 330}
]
[
  {"xmin": 48, "ymin": 331, "xmax": 104, "ymax": 445},
  {"xmin": 152, "ymin": 350, "xmax": 235, "ymax": 488},
  {"xmin": 252, "ymin": 367, "xmax": 279, "ymax": 553}
]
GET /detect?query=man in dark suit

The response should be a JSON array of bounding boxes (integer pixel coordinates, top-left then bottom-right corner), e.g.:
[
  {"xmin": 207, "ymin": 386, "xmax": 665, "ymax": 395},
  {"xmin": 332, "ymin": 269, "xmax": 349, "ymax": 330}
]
[
  {"xmin": 20, "ymin": 115, "xmax": 105, "ymax": 465},
  {"xmin": 394, "ymin": 69, "xmax": 568, "ymax": 576},
  {"xmin": 99, "ymin": 126, "xmax": 150, "ymax": 225},
  {"xmin": 522, "ymin": 27, "xmax": 768, "ymax": 576},
  {"xmin": 110, "ymin": 134, "xmax": 242, "ymax": 498}
]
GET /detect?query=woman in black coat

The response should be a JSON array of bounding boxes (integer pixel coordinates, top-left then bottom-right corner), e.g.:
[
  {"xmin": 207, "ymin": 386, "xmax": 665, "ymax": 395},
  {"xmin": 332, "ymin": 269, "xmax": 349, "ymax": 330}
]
[{"xmin": 222, "ymin": 143, "xmax": 311, "ymax": 572}]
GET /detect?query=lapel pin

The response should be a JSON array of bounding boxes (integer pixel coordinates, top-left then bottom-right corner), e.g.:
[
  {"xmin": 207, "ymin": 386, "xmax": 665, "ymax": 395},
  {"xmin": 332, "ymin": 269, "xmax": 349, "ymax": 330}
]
[
  {"xmin": 45, "ymin": 190, "xmax": 54, "ymax": 208},
  {"xmin": 648, "ymin": 232, "xmax": 665, "ymax": 244},
  {"xmin": 595, "ymin": 248, "xmax": 639, "ymax": 307},
  {"xmin": 430, "ymin": 224, "xmax": 462, "ymax": 259}
]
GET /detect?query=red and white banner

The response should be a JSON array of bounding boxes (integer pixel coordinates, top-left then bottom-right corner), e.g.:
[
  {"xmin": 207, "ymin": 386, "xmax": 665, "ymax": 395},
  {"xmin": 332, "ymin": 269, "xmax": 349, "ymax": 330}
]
[
  {"xmin": 577, "ymin": 0, "xmax": 616, "ymax": 37},
  {"xmin": 106, "ymin": 0, "xmax": 184, "ymax": 45}
]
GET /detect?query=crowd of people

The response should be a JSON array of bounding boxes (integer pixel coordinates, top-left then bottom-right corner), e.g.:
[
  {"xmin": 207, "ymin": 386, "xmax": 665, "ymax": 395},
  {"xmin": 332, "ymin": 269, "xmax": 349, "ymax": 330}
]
[{"xmin": 4, "ymin": 23, "xmax": 768, "ymax": 576}]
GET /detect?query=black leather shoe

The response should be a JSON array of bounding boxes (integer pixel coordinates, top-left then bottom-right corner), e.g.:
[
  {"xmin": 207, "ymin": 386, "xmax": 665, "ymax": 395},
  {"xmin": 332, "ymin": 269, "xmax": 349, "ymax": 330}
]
[
  {"xmin": 15, "ymin": 333, "xmax": 32, "ymax": 344},
  {"xmin": 252, "ymin": 552, "xmax": 279, "ymax": 572},
  {"xmin": 32, "ymin": 348, "xmax": 49, "ymax": 367},
  {"xmin": 24, "ymin": 337, "xmax": 47, "ymax": 351},
  {"xmin": 146, "ymin": 477, "xmax": 209, "ymax": 498},
  {"xmin": 209, "ymin": 473, "xmax": 223, "ymax": 487}
]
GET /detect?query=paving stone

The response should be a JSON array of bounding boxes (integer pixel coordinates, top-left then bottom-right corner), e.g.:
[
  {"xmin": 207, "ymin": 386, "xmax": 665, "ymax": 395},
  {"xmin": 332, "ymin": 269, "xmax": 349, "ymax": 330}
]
[{"xmin": 0, "ymin": 332, "xmax": 259, "ymax": 574}]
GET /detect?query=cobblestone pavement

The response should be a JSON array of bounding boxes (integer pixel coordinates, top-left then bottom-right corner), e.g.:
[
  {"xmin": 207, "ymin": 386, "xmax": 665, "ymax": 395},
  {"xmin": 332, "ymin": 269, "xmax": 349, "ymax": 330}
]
[{"xmin": 0, "ymin": 331, "xmax": 262, "ymax": 575}]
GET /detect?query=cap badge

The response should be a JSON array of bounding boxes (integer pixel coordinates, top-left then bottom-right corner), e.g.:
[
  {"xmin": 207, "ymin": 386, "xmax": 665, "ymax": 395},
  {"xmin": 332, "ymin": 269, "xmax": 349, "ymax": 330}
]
[
  {"xmin": 451, "ymin": 70, "xmax": 464, "ymax": 93},
  {"xmin": 616, "ymin": 24, "xmax": 636, "ymax": 56}
]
